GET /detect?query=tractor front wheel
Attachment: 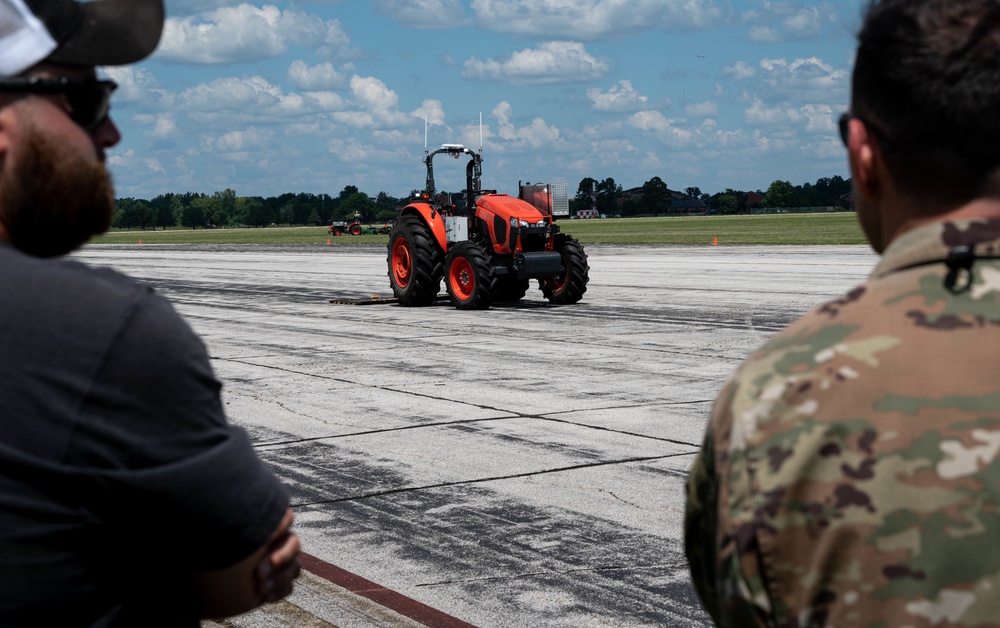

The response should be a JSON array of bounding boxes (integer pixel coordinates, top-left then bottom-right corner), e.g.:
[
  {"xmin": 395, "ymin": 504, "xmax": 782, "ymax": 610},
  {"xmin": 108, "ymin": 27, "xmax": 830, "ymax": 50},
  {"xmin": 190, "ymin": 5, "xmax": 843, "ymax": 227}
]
[
  {"xmin": 387, "ymin": 215, "xmax": 443, "ymax": 306},
  {"xmin": 446, "ymin": 241, "xmax": 495, "ymax": 310},
  {"xmin": 540, "ymin": 235, "xmax": 589, "ymax": 304}
]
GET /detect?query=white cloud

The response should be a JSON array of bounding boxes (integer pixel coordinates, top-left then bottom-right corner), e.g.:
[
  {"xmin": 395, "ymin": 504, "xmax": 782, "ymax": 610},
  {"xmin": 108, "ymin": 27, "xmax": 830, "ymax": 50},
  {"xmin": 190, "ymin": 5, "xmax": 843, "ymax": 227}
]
[
  {"xmin": 628, "ymin": 111, "xmax": 695, "ymax": 146},
  {"xmin": 103, "ymin": 67, "xmax": 158, "ymax": 102},
  {"xmin": 756, "ymin": 56, "xmax": 849, "ymax": 102},
  {"xmin": 469, "ymin": 0, "xmax": 723, "ymax": 39},
  {"xmin": 329, "ymin": 76, "xmax": 413, "ymax": 129},
  {"xmin": 209, "ymin": 127, "xmax": 277, "ymax": 152},
  {"xmin": 412, "ymin": 99, "xmax": 446, "ymax": 126},
  {"xmin": 490, "ymin": 101, "xmax": 561, "ymax": 149},
  {"xmin": 686, "ymin": 102, "xmax": 718, "ymax": 118},
  {"xmin": 724, "ymin": 61, "xmax": 756, "ymax": 80},
  {"xmin": 145, "ymin": 158, "xmax": 166, "ymax": 174},
  {"xmin": 463, "ymin": 41, "xmax": 610, "ymax": 85},
  {"xmin": 784, "ymin": 8, "xmax": 822, "ymax": 37},
  {"xmin": 158, "ymin": 4, "xmax": 353, "ymax": 64},
  {"xmin": 288, "ymin": 60, "xmax": 345, "ymax": 90},
  {"xmin": 749, "ymin": 25, "xmax": 780, "ymax": 43},
  {"xmin": 587, "ymin": 80, "xmax": 650, "ymax": 112},
  {"xmin": 146, "ymin": 114, "xmax": 178, "ymax": 140},
  {"xmin": 374, "ymin": 0, "xmax": 469, "ymax": 28}
]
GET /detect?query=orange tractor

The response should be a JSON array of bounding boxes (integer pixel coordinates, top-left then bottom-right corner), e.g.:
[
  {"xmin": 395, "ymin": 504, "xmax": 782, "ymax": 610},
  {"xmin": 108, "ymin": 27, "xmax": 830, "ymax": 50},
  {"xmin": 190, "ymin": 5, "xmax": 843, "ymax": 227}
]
[{"xmin": 387, "ymin": 144, "xmax": 589, "ymax": 309}]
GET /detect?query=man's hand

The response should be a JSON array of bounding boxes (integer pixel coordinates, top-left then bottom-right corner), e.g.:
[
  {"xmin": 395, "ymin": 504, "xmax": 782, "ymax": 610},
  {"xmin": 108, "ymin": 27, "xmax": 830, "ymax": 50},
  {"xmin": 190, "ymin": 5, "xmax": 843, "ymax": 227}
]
[
  {"xmin": 256, "ymin": 508, "xmax": 301, "ymax": 603},
  {"xmin": 195, "ymin": 507, "xmax": 302, "ymax": 618}
]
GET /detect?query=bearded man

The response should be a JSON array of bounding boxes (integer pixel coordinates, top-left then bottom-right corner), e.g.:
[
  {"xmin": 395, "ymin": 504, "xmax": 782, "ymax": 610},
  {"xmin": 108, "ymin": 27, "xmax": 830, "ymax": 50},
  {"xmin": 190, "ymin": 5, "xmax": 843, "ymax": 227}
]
[{"xmin": 0, "ymin": 1, "xmax": 300, "ymax": 624}]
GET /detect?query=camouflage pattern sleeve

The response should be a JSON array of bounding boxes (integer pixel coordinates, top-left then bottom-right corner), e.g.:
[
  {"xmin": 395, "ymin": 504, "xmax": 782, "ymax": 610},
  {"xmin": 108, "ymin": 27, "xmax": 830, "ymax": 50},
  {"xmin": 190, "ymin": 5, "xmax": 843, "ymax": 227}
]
[{"xmin": 685, "ymin": 219, "xmax": 1000, "ymax": 628}]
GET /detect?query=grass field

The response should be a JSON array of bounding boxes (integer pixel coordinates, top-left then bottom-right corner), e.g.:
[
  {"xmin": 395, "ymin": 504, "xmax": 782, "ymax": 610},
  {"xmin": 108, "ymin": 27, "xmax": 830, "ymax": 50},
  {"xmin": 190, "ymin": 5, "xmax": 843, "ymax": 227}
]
[{"xmin": 94, "ymin": 212, "xmax": 867, "ymax": 246}]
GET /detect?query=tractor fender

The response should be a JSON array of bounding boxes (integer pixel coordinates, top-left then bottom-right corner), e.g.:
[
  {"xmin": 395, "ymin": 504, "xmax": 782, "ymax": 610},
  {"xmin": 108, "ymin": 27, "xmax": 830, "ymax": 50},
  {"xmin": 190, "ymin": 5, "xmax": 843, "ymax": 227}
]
[{"xmin": 400, "ymin": 203, "xmax": 448, "ymax": 252}]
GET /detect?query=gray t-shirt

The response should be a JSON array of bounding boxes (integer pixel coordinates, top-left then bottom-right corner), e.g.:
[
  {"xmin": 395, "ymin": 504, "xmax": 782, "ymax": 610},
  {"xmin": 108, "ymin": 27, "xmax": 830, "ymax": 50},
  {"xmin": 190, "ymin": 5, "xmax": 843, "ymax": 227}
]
[{"xmin": 0, "ymin": 243, "xmax": 289, "ymax": 626}]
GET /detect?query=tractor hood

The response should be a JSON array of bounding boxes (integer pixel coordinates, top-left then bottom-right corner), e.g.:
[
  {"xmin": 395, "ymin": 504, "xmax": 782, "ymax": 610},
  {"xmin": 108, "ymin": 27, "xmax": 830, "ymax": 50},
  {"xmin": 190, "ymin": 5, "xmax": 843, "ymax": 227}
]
[{"xmin": 475, "ymin": 194, "xmax": 547, "ymax": 223}]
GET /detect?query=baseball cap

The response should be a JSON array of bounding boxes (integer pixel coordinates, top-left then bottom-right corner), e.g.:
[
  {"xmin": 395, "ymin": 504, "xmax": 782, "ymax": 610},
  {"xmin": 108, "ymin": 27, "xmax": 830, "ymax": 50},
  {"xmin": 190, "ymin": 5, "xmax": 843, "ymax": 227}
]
[{"xmin": 0, "ymin": 0, "xmax": 164, "ymax": 76}]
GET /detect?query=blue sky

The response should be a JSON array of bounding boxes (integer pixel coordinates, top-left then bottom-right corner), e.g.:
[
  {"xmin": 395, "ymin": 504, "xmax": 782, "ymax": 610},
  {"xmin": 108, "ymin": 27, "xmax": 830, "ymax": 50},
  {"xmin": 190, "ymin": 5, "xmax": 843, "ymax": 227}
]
[{"xmin": 104, "ymin": 0, "xmax": 863, "ymax": 201}]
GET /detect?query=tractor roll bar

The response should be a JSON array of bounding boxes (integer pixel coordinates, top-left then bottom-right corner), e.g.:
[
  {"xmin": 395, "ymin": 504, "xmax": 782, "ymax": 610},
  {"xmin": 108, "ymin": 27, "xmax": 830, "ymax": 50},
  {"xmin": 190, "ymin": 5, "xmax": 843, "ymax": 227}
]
[{"xmin": 424, "ymin": 145, "xmax": 482, "ymax": 209}]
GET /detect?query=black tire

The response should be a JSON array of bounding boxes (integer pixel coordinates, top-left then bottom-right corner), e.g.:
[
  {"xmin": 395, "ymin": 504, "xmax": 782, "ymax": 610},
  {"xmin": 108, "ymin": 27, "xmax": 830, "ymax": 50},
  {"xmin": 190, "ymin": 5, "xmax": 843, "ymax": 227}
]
[
  {"xmin": 540, "ymin": 235, "xmax": 589, "ymax": 304},
  {"xmin": 493, "ymin": 277, "xmax": 529, "ymax": 302},
  {"xmin": 332, "ymin": 228, "xmax": 342, "ymax": 237},
  {"xmin": 387, "ymin": 215, "xmax": 443, "ymax": 306},
  {"xmin": 445, "ymin": 241, "xmax": 495, "ymax": 310},
  {"xmin": 350, "ymin": 224, "xmax": 362, "ymax": 236}
]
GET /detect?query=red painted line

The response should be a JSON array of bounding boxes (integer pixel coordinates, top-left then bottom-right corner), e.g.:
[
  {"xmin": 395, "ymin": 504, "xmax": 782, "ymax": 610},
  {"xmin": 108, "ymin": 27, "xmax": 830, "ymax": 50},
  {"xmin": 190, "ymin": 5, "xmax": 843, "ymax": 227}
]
[{"xmin": 300, "ymin": 552, "xmax": 478, "ymax": 628}]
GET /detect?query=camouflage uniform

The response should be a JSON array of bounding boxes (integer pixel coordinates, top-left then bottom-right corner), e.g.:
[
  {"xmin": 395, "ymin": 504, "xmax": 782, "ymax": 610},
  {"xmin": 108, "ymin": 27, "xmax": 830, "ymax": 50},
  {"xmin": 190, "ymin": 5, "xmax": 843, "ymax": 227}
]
[{"xmin": 685, "ymin": 218, "xmax": 1000, "ymax": 627}]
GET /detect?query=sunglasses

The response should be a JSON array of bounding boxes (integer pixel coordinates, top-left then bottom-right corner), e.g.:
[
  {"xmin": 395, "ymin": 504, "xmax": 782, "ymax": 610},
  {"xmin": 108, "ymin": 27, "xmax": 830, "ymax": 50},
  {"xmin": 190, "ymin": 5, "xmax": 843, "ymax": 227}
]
[
  {"xmin": 838, "ymin": 112, "xmax": 894, "ymax": 152},
  {"xmin": 0, "ymin": 76, "xmax": 117, "ymax": 132}
]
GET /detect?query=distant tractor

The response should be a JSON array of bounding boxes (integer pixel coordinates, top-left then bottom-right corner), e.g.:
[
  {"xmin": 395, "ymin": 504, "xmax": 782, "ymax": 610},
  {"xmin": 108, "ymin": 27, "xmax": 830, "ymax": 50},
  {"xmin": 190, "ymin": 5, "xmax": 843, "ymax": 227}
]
[
  {"xmin": 330, "ymin": 212, "xmax": 393, "ymax": 236},
  {"xmin": 387, "ymin": 144, "xmax": 589, "ymax": 309}
]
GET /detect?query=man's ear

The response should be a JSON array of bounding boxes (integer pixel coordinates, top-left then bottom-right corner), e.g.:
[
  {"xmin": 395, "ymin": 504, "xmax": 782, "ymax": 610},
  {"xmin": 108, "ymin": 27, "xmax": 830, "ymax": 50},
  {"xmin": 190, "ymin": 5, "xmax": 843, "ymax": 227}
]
[{"xmin": 848, "ymin": 118, "xmax": 880, "ymax": 200}]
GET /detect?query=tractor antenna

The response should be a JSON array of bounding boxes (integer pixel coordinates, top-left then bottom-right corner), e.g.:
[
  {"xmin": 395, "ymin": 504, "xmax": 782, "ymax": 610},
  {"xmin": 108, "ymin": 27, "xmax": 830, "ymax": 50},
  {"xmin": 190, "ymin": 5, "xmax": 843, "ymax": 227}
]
[
  {"xmin": 424, "ymin": 116, "xmax": 428, "ymax": 155},
  {"xmin": 479, "ymin": 112, "xmax": 483, "ymax": 154}
]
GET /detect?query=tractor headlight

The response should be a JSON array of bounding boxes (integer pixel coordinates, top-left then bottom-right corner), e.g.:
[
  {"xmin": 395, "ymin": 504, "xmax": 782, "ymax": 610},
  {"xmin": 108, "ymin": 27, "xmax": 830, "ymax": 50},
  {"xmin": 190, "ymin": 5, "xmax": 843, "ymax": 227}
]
[
  {"xmin": 510, "ymin": 218, "xmax": 530, "ymax": 228},
  {"xmin": 534, "ymin": 220, "xmax": 547, "ymax": 228}
]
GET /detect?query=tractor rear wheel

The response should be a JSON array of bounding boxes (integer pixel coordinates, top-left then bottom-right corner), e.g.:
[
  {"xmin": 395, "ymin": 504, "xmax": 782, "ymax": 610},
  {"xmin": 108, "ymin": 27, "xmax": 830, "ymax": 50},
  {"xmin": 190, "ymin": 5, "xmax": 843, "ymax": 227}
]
[
  {"xmin": 387, "ymin": 215, "xmax": 443, "ymax": 306},
  {"xmin": 493, "ymin": 277, "xmax": 529, "ymax": 302},
  {"xmin": 446, "ymin": 241, "xmax": 495, "ymax": 309},
  {"xmin": 350, "ymin": 223, "xmax": 363, "ymax": 236},
  {"xmin": 540, "ymin": 235, "xmax": 589, "ymax": 304}
]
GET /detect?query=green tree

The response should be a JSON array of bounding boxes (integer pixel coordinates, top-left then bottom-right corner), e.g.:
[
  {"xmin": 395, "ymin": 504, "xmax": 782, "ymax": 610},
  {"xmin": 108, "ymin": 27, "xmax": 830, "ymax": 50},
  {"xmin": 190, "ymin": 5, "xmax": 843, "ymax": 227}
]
[
  {"xmin": 717, "ymin": 194, "xmax": 738, "ymax": 215},
  {"xmin": 212, "ymin": 189, "xmax": 237, "ymax": 226},
  {"xmin": 181, "ymin": 200, "xmax": 206, "ymax": 228},
  {"xmin": 640, "ymin": 176, "xmax": 670, "ymax": 215},
  {"xmin": 150, "ymin": 194, "xmax": 177, "ymax": 229},
  {"xmin": 597, "ymin": 178, "xmax": 622, "ymax": 216},
  {"xmin": 336, "ymin": 192, "xmax": 376, "ymax": 222},
  {"xmin": 114, "ymin": 197, "xmax": 150, "ymax": 230},
  {"xmin": 763, "ymin": 180, "xmax": 795, "ymax": 208},
  {"xmin": 236, "ymin": 197, "xmax": 273, "ymax": 227}
]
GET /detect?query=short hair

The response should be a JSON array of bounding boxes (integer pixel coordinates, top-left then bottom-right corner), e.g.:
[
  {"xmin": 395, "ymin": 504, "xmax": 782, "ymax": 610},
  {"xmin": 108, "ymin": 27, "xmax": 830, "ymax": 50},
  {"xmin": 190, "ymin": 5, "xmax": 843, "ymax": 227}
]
[{"xmin": 853, "ymin": 0, "xmax": 1000, "ymax": 202}]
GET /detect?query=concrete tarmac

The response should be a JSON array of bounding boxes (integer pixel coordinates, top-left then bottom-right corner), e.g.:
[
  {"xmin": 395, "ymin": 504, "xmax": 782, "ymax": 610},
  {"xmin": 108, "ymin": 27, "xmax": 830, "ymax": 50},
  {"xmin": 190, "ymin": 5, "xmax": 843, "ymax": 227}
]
[{"xmin": 73, "ymin": 242, "xmax": 878, "ymax": 627}]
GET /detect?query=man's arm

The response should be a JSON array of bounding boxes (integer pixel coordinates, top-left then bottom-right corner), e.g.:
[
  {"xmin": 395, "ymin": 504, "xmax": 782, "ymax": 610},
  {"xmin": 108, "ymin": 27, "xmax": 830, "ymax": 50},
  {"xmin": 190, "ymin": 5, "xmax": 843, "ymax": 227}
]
[
  {"xmin": 685, "ymin": 431, "xmax": 722, "ymax": 621},
  {"xmin": 193, "ymin": 508, "xmax": 302, "ymax": 619}
]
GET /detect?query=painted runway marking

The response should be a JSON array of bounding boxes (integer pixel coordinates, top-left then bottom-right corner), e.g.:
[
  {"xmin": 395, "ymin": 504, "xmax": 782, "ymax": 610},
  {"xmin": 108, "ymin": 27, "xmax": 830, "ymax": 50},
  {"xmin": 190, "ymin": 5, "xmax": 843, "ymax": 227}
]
[{"xmin": 300, "ymin": 552, "xmax": 477, "ymax": 627}]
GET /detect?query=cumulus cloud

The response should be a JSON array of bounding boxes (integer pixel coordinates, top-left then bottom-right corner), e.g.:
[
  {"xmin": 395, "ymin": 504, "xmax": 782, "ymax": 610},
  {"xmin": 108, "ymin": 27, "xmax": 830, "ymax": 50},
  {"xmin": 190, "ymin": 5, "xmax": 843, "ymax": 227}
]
[
  {"xmin": 587, "ymin": 80, "xmax": 650, "ymax": 112},
  {"xmin": 469, "ymin": 0, "xmax": 723, "ymax": 39},
  {"xmin": 463, "ymin": 41, "xmax": 609, "ymax": 85},
  {"xmin": 103, "ymin": 66, "xmax": 159, "ymax": 102},
  {"xmin": 686, "ymin": 102, "xmax": 718, "ymax": 118},
  {"xmin": 724, "ymin": 60, "xmax": 756, "ymax": 80},
  {"xmin": 628, "ymin": 111, "xmax": 695, "ymax": 146},
  {"xmin": 490, "ymin": 101, "xmax": 561, "ymax": 149},
  {"xmin": 288, "ymin": 60, "xmax": 345, "ymax": 90},
  {"xmin": 145, "ymin": 158, "xmax": 166, "ymax": 174},
  {"xmin": 784, "ymin": 8, "xmax": 822, "ymax": 37},
  {"xmin": 209, "ymin": 127, "xmax": 277, "ymax": 152},
  {"xmin": 330, "ymin": 76, "xmax": 413, "ymax": 128},
  {"xmin": 158, "ymin": 4, "xmax": 353, "ymax": 64},
  {"xmin": 745, "ymin": 3, "xmax": 834, "ymax": 43},
  {"xmin": 756, "ymin": 56, "xmax": 849, "ymax": 103},
  {"xmin": 412, "ymin": 99, "xmax": 446, "ymax": 126},
  {"xmin": 374, "ymin": 0, "xmax": 469, "ymax": 28}
]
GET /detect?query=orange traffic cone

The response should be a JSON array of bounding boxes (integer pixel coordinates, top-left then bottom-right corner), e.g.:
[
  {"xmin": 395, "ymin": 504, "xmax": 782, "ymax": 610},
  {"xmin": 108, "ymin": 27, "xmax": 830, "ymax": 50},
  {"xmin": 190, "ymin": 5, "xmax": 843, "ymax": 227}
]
[
  {"xmin": 712, "ymin": 237, "xmax": 718, "ymax": 246},
  {"xmin": 326, "ymin": 238, "xmax": 331, "ymax": 245},
  {"xmin": 138, "ymin": 240, "xmax": 142, "ymax": 245}
]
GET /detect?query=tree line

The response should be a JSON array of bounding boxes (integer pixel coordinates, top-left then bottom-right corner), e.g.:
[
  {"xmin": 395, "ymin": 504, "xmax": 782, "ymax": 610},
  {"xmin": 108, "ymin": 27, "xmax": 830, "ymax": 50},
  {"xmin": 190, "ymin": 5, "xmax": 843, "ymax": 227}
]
[
  {"xmin": 114, "ymin": 186, "xmax": 402, "ymax": 230},
  {"xmin": 113, "ymin": 175, "xmax": 853, "ymax": 230},
  {"xmin": 570, "ymin": 175, "xmax": 852, "ymax": 216}
]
